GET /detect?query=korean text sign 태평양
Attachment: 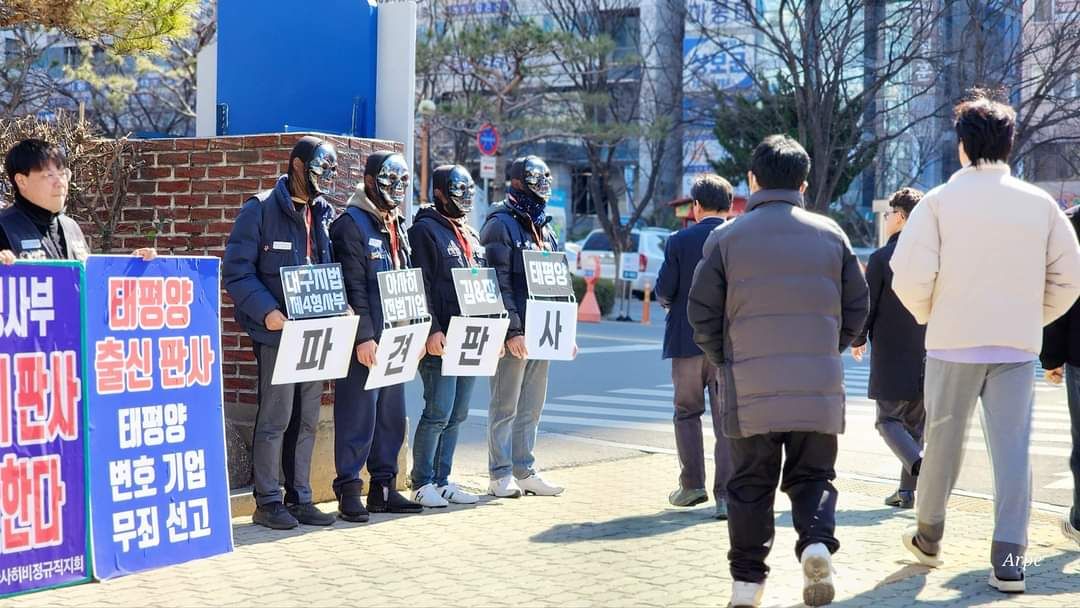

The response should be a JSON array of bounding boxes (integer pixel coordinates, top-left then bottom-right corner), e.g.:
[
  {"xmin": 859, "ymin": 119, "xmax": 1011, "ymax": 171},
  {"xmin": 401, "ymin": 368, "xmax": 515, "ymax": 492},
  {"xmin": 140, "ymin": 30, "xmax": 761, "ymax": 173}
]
[{"xmin": 84, "ymin": 256, "xmax": 232, "ymax": 579}]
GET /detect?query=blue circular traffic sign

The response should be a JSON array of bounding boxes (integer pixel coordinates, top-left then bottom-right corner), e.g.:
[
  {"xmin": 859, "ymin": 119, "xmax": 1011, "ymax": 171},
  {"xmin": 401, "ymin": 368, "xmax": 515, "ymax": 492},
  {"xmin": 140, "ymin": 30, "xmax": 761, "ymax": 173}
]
[{"xmin": 476, "ymin": 124, "xmax": 500, "ymax": 156}]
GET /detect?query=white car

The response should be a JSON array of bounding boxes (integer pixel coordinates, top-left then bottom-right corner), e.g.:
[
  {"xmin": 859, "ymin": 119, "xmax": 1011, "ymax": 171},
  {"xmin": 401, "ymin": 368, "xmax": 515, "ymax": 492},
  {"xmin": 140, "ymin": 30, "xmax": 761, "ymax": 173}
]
[{"xmin": 571, "ymin": 228, "xmax": 671, "ymax": 293}]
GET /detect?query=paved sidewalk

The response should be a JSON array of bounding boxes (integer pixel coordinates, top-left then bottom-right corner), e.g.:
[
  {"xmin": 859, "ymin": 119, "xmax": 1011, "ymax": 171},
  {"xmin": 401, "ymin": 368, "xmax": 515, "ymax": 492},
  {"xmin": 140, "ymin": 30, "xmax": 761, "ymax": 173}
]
[{"xmin": 9, "ymin": 452, "xmax": 1080, "ymax": 607}]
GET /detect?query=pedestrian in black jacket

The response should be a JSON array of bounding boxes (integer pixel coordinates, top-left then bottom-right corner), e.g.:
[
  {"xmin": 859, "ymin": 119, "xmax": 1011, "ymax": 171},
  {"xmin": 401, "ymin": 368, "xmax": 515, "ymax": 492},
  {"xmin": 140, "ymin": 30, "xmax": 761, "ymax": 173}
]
[
  {"xmin": 687, "ymin": 135, "xmax": 868, "ymax": 607},
  {"xmin": 407, "ymin": 165, "xmax": 485, "ymax": 507},
  {"xmin": 330, "ymin": 151, "xmax": 423, "ymax": 521},
  {"xmin": 654, "ymin": 174, "xmax": 733, "ymax": 519},
  {"xmin": 480, "ymin": 155, "xmax": 565, "ymax": 498},
  {"xmin": 222, "ymin": 136, "xmax": 338, "ymax": 530},
  {"xmin": 851, "ymin": 188, "xmax": 927, "ymax": 510},
  {"xmin": 1040, "ymin": 203, "xmax": 1080, "ymax": 547}
]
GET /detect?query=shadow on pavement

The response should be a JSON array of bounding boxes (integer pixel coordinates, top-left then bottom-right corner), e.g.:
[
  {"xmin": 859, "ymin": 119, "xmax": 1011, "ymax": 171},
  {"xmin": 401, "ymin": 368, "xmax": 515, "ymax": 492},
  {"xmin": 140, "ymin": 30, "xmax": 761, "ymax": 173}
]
[
  {"xmin": 529, "ymin": 507, "xmax": 720, "ymax": 543},
  {"xmin": 829, "ymin": 551, "xmax": 1080, "ymax": 607},
  {"xmin": 772, "ymin": 507, "xmax": 912, "ymax": 529}
]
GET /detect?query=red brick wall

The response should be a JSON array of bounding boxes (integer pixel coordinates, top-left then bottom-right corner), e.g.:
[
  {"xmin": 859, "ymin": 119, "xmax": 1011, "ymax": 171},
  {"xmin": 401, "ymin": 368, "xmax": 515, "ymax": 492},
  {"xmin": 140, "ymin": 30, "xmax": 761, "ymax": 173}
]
[{"xmin": 82, "ymin": 133, "xmax": 404, "ymax": 421}]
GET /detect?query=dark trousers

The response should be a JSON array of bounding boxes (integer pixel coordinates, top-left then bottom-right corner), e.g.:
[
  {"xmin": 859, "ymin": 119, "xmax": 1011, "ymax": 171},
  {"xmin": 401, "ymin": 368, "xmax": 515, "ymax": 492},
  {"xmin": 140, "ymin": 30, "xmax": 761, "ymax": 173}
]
[
  {"xmin": 1066, "ymin": 365, "xmax": 1080, "ymax": 527},
  {"xmin": 252, "ymin": 343, "xmax": 322, "ymax": 507},
  {"xmin": 332, "ymin": 357, "xmax": 406, "ymax": 494},
  {"xmin": 671, "ymin": 355, "xmax": 732, "ymax": 498},
  {"xmin": 727, "ymin": 432, "xmax": 840, "ymax": 583},
  {"xmin": 875, "ymin": 399, "xmax": 925, "ymax": 491}
]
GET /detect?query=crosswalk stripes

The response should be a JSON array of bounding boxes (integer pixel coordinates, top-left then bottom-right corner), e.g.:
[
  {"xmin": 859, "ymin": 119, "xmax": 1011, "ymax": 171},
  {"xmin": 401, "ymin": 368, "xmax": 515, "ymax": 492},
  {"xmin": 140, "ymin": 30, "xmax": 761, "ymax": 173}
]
[{"xmin": 469, "ymin": 363, "xmax": 1076, "ymax": 460}]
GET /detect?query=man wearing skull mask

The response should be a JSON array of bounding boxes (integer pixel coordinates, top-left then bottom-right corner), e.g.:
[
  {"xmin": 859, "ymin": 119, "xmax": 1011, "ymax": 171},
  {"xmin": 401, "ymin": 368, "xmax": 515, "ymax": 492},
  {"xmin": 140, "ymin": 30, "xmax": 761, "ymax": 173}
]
[
  {"xmin": 329, "ymin": 151, "xmax": 424, "ymax": 521},
  {"xmin": 406, "ymin": 165, "xmax": 485, "ymax": 507},
  {"xmin": 480, "ymin": 155, "xmax": 565, "ymax": 498},
  {"xmin": 223, "ymin": 135, "xmax": 339, "ymax": 530}
]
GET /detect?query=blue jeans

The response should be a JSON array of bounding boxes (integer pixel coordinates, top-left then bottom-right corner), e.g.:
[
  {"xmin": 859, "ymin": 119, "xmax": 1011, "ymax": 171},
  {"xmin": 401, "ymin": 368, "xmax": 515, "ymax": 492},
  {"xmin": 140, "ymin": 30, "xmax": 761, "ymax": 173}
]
[
  {"xmin": 1066, "ymin": 364, "xmax": 1080, "ymax": 527},
  {"xmin": 488, "ymin": 356, "xmax": 549, "ymax": 479},
  {"xmin": 410, "ymin": 355, "xmax": 477, "ymax": 488}
]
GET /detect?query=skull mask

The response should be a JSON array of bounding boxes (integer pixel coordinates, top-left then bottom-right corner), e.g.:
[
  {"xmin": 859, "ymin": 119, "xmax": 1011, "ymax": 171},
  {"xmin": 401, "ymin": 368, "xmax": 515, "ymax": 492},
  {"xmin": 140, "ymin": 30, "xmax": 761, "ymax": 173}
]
[
  {"xmin": 521, "ymin": 156, "xmax": 552, "ymax": 202},
  {"xmin": 433, "ymin": 165, "xmax": 476, "ymax": 219},
  {"xmin": 374, "ymin": 153, "xmax": 410, "ymax": 210},
  {"xmin": 305, "ymin": 142, "xmax": 338, "ymax": 197}
]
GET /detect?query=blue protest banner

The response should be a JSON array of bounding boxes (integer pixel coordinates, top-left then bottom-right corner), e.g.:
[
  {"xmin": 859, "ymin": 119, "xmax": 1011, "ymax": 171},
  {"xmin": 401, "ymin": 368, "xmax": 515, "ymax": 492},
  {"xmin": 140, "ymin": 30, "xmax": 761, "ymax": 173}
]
[
  {"xmin": 83, "ymin": 256, "xmax": 231, "ymax": 579},
  {"xmin": 0, "ymin": 262, "xmax": 90, "ymax": 597}
]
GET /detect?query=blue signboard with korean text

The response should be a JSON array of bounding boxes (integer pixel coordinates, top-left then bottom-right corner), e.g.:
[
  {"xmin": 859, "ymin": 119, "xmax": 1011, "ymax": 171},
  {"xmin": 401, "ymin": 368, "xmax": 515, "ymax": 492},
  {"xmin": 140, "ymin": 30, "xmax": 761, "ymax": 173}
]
[
  {"xmin": 0, "ymin": 262, "xmax": 89, "ymax": 597},
  {"xmin": 84, "ymin": 256, "xmax": 231, "ymax": 579}
]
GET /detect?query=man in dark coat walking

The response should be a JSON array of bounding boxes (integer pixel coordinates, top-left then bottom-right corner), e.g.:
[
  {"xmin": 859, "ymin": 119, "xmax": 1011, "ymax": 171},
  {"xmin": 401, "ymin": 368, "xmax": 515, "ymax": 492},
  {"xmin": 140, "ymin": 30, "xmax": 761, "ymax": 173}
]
[
  {"xmin": 655, "ymin": 174, "xmax": 734, "ymax": 520},
  {"xmin": 687, "ymin": 135, "xmax": 868, "ymax": 608},
  {"xmin": 1040, "ymin": 203, "xmax": 1080, "ymax": 548},
  {"xmin": 851, "ymin": 188, "xmax": 927, "ymax": 509}
]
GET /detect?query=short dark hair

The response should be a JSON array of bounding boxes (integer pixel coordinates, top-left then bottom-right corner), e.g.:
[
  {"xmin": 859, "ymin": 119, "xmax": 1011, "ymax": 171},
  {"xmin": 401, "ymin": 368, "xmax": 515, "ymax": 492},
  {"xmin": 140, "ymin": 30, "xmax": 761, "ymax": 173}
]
[
  {"xmin": 888, "ymin": 187, "xmax": 923, "ymax": 218},
  {"xmin": 4, "ymin": 139, "xmax": 68, "ymax": 194},
  {"xmin": 690, "ymin": 175, "xmax": 733, "ymax": 211},
  {"xmin": 953, "ymin": 89, "xmax": 1015, "ymax": 166},
  {"xmin": 750, "ymin": 135, "xmax": 810, "ymax": 190}
]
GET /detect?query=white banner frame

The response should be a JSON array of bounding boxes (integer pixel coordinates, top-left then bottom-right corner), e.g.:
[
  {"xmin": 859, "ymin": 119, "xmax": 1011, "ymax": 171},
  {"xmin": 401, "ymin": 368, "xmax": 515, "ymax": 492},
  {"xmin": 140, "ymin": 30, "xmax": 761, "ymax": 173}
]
[
  {"xmin": 442, "ymin": 316, "xmax": 510, "ymax": 376},
  {"xmin": 365, "ymin": 321, "xmax": 431, "ymax": 390},
  {"xmin": 523, "ymin": 300, "xmax": 578, "ymax": 361},
  {"xmin": 271, "ymin": 315, "xmax": 360, "ymax": 385}
]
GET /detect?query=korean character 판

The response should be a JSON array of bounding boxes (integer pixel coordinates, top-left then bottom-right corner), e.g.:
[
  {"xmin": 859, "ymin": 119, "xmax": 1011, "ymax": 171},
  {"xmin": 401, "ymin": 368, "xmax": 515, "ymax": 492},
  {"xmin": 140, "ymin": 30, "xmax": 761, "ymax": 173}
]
[{"xmin": 159, "ymin": 337, "xmax": 189, "ymax": 389}]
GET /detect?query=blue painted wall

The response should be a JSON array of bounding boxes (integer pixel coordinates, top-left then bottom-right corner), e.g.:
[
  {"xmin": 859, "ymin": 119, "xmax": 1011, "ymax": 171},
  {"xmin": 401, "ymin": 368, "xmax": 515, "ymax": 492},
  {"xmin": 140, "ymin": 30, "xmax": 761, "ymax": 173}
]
[{"xmin": 216, "ymin": 0, "xmax": 378, "ymax": 137}]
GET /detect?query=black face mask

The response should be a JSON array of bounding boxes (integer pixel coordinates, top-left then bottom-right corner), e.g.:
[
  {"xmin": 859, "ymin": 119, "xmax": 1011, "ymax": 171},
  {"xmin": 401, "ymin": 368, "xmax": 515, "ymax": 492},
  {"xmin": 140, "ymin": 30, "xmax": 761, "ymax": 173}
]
[
  {"xmin": 433, "ymin": 165, "xmax": 476, "ymax": 219},
  {"xmin": 372, "ymin": 154, "xmax": 410, "ymax": 211}
]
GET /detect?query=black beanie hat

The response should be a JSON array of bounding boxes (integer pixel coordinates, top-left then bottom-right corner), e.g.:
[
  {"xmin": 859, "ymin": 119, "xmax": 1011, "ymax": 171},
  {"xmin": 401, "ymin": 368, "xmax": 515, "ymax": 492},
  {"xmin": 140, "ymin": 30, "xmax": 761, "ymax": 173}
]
[
  {"xmin": 364, "ymin": 151, "xmax": 394, "ymax": 178},
  {"xmin": 289, "ymin": 135, "xmax": 324, "ymax": 168}
]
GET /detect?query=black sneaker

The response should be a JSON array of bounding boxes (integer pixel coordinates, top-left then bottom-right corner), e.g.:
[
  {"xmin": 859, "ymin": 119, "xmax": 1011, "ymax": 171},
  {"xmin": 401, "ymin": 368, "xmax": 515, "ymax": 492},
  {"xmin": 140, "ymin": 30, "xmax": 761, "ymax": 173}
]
[
  {"xmin": 337, "ymin": 483, "xmax": 370, "ymax": 523},
  {"xmin": 368, "ymin": 483, "xmax": 423, "ymax": 514},
  {"xmin": 252, "ymin": 502, "xmax": 299, "ymax": 530},
  {"xmin": 287, "ymin": 502, "xmax": 336, "ymax": 526},
  {"xmin": 884, "ymin": 489, "xmax": 914, "ymax": 509}
]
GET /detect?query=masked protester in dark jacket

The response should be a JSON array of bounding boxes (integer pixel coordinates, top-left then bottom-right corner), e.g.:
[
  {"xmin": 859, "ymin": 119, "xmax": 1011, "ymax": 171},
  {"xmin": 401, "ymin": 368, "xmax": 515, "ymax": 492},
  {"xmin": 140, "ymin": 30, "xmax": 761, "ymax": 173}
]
[
  {"xmin": 687, "ymin": 135, "xmax": 868, "ymax": 605},
  {"xmin": 406, "ymin": 165, "xmax": 486, "ymax": 507},
  {"xmin": 1040, "ymin": 204, "xmax": 1080, "ymax": 546},
  {"xmin": 479, "ymin": 155, "xmax": 565, "ymax": 499},
  {"xmin": 222, "ymin": 136, "xmax": 338, "ymax": 530},
  {"xmin": 329, "ymin": 151, "xmax": 423, "ymax": 520}
]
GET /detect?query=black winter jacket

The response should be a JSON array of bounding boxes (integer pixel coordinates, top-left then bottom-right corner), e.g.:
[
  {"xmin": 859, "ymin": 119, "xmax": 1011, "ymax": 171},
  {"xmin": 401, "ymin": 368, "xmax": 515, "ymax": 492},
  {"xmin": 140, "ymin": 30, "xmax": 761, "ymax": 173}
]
[
  {"xmin": 222, "ymin": 175, "xmax": 334, "ymax": 346},
  {"xmin": 408, "ymin": 207, "xmax": 486, "ymax": 335},
  {"xmin": 479, "ymin": 204, "xmax": 558, "ymax": 339},
  {"xmin": 1041, "ymin": 205, "xmax": 1080, "ymax": 370}
]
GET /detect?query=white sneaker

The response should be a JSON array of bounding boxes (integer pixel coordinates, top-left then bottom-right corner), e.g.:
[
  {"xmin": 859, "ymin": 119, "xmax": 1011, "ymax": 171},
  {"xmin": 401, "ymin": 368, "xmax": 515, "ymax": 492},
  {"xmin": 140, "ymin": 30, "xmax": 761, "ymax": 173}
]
[
  {"xmin": 517, "ymin": 473, "xmax": 564, "ymax": 496},
  {"xmin": 728, "ymin": 581, "xmax": 764, "ymax": 607},
  {"xmin": 488, "ymin": 476, "xmax": 522, "ymax": 498},
  {"xmin": 439, "ymin": 483, "xmax": 480, "ymax": 505},
  {"xmin": 901, "ymin": 526, "xmax": 943, "ymax": 567},
  {"xmin": 800, "ymin": 543, "xmax": 835, "ymax": 606},
  {"xmin": 411, "ymin": 483, "xmax": 449, "ymax": 508}
]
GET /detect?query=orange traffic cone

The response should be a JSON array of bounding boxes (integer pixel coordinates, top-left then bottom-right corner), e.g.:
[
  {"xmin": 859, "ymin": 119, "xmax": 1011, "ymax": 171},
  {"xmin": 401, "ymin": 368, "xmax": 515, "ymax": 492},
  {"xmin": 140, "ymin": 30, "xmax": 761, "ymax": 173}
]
[{"xmin": 578, "ymin": 256, "xmax": 602, "ymax": 323}]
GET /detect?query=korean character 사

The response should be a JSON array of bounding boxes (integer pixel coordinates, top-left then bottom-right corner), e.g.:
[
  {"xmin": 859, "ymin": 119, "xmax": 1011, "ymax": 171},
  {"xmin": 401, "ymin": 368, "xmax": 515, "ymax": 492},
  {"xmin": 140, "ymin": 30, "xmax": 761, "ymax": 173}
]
[
  {"xmin": 112, "ymin": 510, "xmax": 137, "ymax": 552},
  {"xmin": 132, "ymin": 455, "xmax": 156, "ymax": 499},
  {"xmin": 141, "ymin": 404, "xmax": 165, "ymax": 446},
  {"xmin": 0, "ymin": 276, "xmax": 31, "ymax": 338},
  {"xmin": 109, "ymin": 458, "xmax": 134, "ymax": 501},
  {"xmin": 164, "ymin": 402, "xmax": 188, "ymax": 443},
  {"xmin": 186, "ymin": 335, "xmax": 215, "ymax": 387}
]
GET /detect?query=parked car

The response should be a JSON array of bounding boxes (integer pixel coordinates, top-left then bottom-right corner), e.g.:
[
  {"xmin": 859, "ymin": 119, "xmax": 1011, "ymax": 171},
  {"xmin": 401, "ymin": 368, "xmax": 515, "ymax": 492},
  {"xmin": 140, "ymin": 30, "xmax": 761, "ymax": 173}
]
[{"xmin": 571, "ymin": 227, "xmax": 671, "ymax": 294}]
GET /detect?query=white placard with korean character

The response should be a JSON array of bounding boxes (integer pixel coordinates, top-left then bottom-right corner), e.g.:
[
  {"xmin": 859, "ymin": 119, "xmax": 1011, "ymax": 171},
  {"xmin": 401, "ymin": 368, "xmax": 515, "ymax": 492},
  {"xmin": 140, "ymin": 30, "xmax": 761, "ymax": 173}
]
[
  {"xmin": 271, "ymin": 315, "xmax": 360, "ymax": 385},
  {"xmin": 442, "ymin": 316, "xmax": 510, "ymax": 376},
  {"xmin": 522, "ymin": 251, "xmax": 574, "ymax": 299},
  {"xmin": 524, "ymin": 300, "xmax": 578, "ymax": 361},
  {"xmin": 279, "ymin": 263, "xmax": 348, "ymax": 319},
  {"xmin": 364, "ymin": 321, "xmax": 431, "ymax": 389},
  {"xmin": 377, "ymin": 268, "xmax": 429, "ymax": 324}
]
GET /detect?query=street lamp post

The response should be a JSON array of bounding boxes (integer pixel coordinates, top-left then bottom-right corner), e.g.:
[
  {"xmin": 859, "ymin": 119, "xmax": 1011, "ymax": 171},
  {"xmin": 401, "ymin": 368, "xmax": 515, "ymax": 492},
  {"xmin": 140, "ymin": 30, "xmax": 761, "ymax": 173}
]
[{"xmin": 418, "ymin": 99, "xmax": 436, "ymax": 205}]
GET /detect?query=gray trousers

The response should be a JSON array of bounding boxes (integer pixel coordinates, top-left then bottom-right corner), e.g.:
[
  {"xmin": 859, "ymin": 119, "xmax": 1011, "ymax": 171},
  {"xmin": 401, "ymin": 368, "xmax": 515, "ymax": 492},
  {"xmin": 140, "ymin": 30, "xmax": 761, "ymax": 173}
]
[
  {"xmin": 488, "ymin": 356, "xmax": 550, "ymax": 480},
  {"xmin": 915, "ymin": 358, "xmax": 1034, "ymax": 573},
  {"xmin": 875, "ymin": 400, "xmax": 925, "ymax": 491},
  {"xmin": 671, "ymin": 355, "xmax": 732, "ymax": 498},
  {"xmin": 253, "ymin": 343, "xmax": 323, "ymax": 506}
]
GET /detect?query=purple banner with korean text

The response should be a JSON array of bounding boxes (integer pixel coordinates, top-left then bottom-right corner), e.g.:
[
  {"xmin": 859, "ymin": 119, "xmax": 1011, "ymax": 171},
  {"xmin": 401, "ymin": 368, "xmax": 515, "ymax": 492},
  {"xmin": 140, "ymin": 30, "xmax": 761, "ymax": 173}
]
[{"xmin": 0, "ymin": 262, "xmax": 89, "ymax": 598}]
